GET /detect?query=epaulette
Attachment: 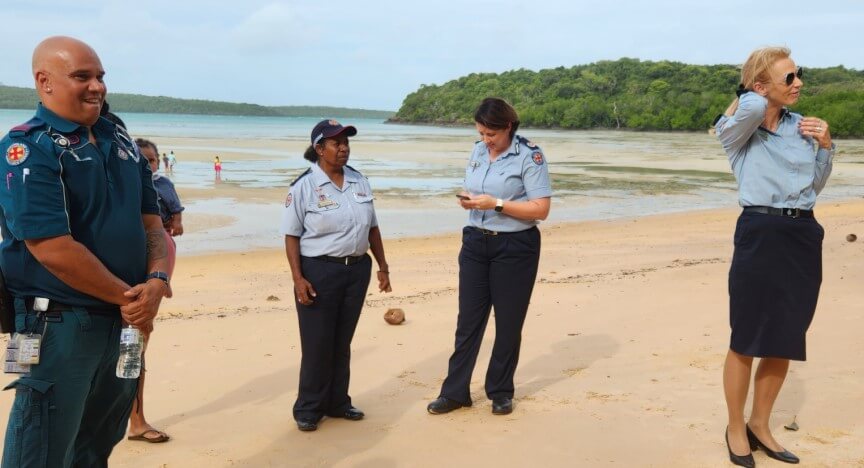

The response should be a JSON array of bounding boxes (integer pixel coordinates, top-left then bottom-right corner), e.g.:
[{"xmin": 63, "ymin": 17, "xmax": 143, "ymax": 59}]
[
  {"xmin": 290, "ymin": 168, "xmax": 312, "ymax": 186},
  {"xmin": 344, "ymin": 164, "xmax": 369, "ymax": 180},
  {"xmin": 516, "ymin": 135, "xmax": 539, "ymax": 150},
  {"xmin": 8, "ymin": 118, "xmax": 45, "ymax": 137}
]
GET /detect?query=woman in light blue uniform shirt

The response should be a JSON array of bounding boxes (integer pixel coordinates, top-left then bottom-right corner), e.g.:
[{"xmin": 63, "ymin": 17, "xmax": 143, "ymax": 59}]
[
  {"xmin": 428, "ymin": 97, "xmax": 552, "ymax": 416},
  {"xmin": 281, "ymin": 119, "xmax": 392, "ymax": 432},
  {"xmin": 715, "ymin": 47, "xmax": 834, "ymax": 467}
]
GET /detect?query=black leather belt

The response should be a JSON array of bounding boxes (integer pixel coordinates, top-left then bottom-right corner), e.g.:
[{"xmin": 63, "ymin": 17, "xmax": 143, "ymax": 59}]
[
  {"xmin": 743, "ymin": 206, "xmax": 814, "ymax": 219},
  {"xmin": 467, "ymin": 226, "xmax": 532, "ymax": 236},
  {"xmin": 24, "ymin": 297, "xmax": 120, "ymax": 316},
  {"xmin": 470, "ymin": 227, "xmax": 500, "ymax": 236},
  {"xmin": 312, "ymin": 255, "xmax": 366, "ymax": 266}
]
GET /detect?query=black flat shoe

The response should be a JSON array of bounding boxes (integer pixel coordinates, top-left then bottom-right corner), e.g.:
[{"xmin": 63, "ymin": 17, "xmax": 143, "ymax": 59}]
[
  {"xmin": 491, "ymin": 398, "xmax": 513, "ymax": 415},
  {"xmin": 726, "ymin": 427, "xmax": 755, "ymax": 468},
  {"xmin": 332, "ymin": 407, "xmax": 364, "ymax": 421},
  {"xmin": 296, "ymin": 418, "xmax": 318, "ymax": 432},
  {"xmin": 427, "ymin": 397, "xmax": 466, "ymax": 415},
  {"xmin": 747, "ymin": 425, "xmax": 799, "ymax": 464}
]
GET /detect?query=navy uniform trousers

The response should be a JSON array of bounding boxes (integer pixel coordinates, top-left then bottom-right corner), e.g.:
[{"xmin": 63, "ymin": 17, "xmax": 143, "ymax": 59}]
[
  {"xmin": 2, "ymin": 300, "xmax": 137, "ymax": 468},
  {"xmin": 440, "ymin": 226, "xmax": 541, "ymax": 404},
  {"xmin": 293, "ymin": 254, "xmax": 371, "ymax": 421}
]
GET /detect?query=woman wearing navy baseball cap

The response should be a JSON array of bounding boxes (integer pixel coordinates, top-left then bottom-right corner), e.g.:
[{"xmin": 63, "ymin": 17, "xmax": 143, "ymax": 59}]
[{"xmin": 280, "ymin": 119, "xmax": 392, "ymax": 432}]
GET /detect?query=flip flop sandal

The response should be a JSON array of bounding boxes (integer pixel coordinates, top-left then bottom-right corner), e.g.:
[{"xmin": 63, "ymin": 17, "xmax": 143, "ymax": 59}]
[{"xmin": 127, "ymin": 429, "xmax": 170, "ymax": 443}]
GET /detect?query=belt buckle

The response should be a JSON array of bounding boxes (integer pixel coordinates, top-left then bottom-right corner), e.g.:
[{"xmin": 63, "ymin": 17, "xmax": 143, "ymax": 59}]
[
  {"xmin": 344, "ymin": 257, "xmax": 350, "ymax": 265},
  {"xmin": 785, "ymin": 208, "xmax": 800, "ymax": 218},
  {"xmin": 482, "ymin": 228, "xmax": 498, "ymax": 236}
]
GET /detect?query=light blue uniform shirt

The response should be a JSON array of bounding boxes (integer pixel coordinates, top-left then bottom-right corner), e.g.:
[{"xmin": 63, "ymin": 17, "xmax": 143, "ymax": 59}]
[
  {"xmin": 464, "ymin": 134, "xmax": 552, "ymax": 232},
  {"xmin": 280, "ymin": 162, "xmax": 378, "ymax": 257},
  {"xmin": 715, "ymin": 92, "xmax": 834, "ymax": 209}
]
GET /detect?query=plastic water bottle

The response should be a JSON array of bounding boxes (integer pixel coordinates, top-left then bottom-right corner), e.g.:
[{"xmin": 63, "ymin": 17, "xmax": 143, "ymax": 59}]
[{"xmin": 116, "ymin": 326, "xmax": 143, "ymax": 379}]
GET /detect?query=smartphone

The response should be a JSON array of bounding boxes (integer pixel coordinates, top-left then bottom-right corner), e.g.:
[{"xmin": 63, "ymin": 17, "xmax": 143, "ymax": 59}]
[{"xmin": 456, "ymin": 194, "xmax": 470, "ymax": 200}]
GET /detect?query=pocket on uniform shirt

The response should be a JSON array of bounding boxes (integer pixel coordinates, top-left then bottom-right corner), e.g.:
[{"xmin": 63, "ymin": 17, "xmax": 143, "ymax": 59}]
[
  {"xmin": 354, "ymin": 197, "xmax": 376, "ymax": 225},
  {"xmin": 305, "ymin": 204, "xmax": 346, "ymax": 234}
]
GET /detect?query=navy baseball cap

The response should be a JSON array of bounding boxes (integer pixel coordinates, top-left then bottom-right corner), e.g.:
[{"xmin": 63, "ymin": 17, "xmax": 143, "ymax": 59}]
[{"xmin": 311, "ymin": 119, "xmax": 357, "ymax": 146}]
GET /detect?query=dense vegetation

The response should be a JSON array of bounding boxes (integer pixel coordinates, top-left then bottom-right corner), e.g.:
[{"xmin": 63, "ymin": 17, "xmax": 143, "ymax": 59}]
[
  {"xmin": 391, "ymin": 58, "xmax": 864, "ymax": 137},
  {"xmin": 0, "ymin": 85, "xmax": 394, "ymax": 119}
]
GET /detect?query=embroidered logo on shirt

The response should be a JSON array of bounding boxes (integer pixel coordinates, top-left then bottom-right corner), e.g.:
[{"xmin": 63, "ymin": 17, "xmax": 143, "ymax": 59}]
[
  {"xmin": 532, "ymin": 151, "xmax": 544, "ymax": 166},
  {"xmin": 117, "ymin": 148, "xmax": 129, "ymax": 160},
  {"xmin": 314, "ymin": 187, "xmax": 339, "ymax": 209},
  {"xmin": 6, "ymin": 143, "xmax": 29, "ymax": 165}
]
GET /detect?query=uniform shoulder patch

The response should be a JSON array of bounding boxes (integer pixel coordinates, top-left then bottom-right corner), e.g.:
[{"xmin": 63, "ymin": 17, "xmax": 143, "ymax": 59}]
[
  {"xmin": 284, "ymin": 193, "xmax": 293, "ymax": 207},
  {"xmin": 6, "ymin": 143, "xmax": 30, "ymax": 165},
  {"xmin": 8, "ymin": 118, "xmax": 45, "ymax": 136},
  {"xmin": 531, "ymin": 151, "xmax": 544, "ymax": 166},
  {"xmin": 290, "ymin": 168, "xmax": 312, "ymax": 186}
]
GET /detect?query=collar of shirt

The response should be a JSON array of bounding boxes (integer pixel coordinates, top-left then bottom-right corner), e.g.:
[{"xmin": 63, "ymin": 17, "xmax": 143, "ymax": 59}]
[
  {"xmin": 759, "ymin": 107, "xmax": 793, "ymax": 135},
  {"xmin": 35, "ymin": 102, "xmax": 117, "ymax": 137},
  {"xmin": 311, "ymin": 162, "xmax": 360, "ymax": 188},
  {"xmin": 476, "ymin": 135, "xmax": 522, "ymax": 162}
]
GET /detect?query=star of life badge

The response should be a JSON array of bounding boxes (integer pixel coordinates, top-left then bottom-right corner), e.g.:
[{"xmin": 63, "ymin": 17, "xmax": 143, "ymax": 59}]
[{"xmin": 6, "ymin": 143, "xmax": 29, "ymax": 166}]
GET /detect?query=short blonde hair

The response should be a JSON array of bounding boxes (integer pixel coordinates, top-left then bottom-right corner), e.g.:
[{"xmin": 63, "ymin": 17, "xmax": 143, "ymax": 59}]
[{"xmin": 740, "ymin": 47, "xmax": 791, "ymax": 89}]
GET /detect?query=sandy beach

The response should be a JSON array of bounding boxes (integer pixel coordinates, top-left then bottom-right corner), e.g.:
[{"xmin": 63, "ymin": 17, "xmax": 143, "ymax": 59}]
[{"xmin": 3, "ymin": 199, "xmax": 862, "ymax": 467}]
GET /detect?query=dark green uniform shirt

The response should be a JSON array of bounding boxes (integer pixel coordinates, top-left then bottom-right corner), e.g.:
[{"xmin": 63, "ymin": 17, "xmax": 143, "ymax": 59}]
[{"xmin": 0, "ymin": 104, "xmax": 159, "ymax": 307}]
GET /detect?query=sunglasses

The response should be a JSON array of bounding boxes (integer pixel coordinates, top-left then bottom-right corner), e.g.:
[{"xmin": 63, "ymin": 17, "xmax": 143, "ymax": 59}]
[{"xmin": 779, "ymin": 67, "xmax": 803, "ymax": 86}]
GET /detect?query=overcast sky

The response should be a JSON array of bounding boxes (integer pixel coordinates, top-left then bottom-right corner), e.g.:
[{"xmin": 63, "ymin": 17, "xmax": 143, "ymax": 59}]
[{"xmin": 1, "ymin": 0, "xmax": 861, "ymax": 110}]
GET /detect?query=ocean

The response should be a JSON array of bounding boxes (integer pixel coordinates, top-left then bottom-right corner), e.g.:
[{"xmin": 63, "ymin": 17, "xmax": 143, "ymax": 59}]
[{"xmin": 2, "ymin": 109, "xmax": 862, "ymax": 254}]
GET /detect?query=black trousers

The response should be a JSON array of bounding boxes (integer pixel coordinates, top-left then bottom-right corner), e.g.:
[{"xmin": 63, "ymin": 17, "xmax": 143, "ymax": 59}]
[
  {"xmin": 293, "ymin": 254, "xmax": 371, "ymax": 421},
  {"xmin": 439, "ymin": 226, "xmax": 541, "ymax": 404}
]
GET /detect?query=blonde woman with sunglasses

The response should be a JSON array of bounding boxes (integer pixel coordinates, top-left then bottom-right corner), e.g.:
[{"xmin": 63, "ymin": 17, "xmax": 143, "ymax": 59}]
[{"xmin": 714, "ymin": 47, "xmax": 835, "ymax": 467}]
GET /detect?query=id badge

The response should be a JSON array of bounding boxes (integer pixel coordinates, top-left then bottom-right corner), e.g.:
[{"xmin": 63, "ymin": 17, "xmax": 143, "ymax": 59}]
[
  {"xmin": 4, "ymin": 334, "xmax": 31, "ymax": 374},
  {"xmin": 16, "ymin": 333, "xmax": 41, "ymax": 365}
]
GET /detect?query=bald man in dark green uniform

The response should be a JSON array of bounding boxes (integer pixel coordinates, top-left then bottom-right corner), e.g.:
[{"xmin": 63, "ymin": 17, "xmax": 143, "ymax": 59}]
[{"xmin": 0, "ymin": 36, "xmax": 172, "ymax": 467}]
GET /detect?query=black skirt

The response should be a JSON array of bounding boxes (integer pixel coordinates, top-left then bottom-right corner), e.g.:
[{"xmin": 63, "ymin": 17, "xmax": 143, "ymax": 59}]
[{"xmin": 728, "ymin": 210, "xmax": 824, "ymax": 361}]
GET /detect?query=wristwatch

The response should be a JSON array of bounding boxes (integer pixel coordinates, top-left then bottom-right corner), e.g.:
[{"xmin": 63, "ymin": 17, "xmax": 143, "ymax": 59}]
[
  {"xmin": 146, "ymin": 271, "xmax": 170, "ymax": 286},
  {"xmin": 494, "ymin": 198, "xmax": 504, "ymax": 212}
]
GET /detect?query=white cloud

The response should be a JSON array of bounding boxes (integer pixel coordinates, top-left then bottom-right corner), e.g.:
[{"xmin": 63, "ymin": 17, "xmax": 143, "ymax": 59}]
[{"xmin": 0, "ymin": 0, "xmax": 861, "ymax": 109}]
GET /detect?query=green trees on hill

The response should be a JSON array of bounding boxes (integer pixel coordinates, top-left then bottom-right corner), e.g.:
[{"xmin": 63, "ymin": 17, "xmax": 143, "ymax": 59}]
[
  {"xmin": 391, "ymin": 59, "xmax": 864, "ymax": 137},
  {"xmin": 0, "ymin": 85, "xmax": 394, "ymax": 119}
]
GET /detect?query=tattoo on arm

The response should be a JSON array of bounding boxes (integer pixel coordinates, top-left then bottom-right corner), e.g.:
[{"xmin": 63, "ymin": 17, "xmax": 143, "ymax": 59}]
[{"xmin": 146, "ymin": 228, "xmax": 168, "ymax": 260}]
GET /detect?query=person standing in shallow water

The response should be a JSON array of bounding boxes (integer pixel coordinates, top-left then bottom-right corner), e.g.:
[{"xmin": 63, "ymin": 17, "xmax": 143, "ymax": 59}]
[
  {"xmin": 427, "ymin": 97, "xmax": 552, "ymax": 417},
  {"xmin": 714, "ymin": 46, "xmax": 835, "ymax": 468},
  {"xmin": 280, "ymin": 119, "xmax": 392, "ymax": 432}
]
